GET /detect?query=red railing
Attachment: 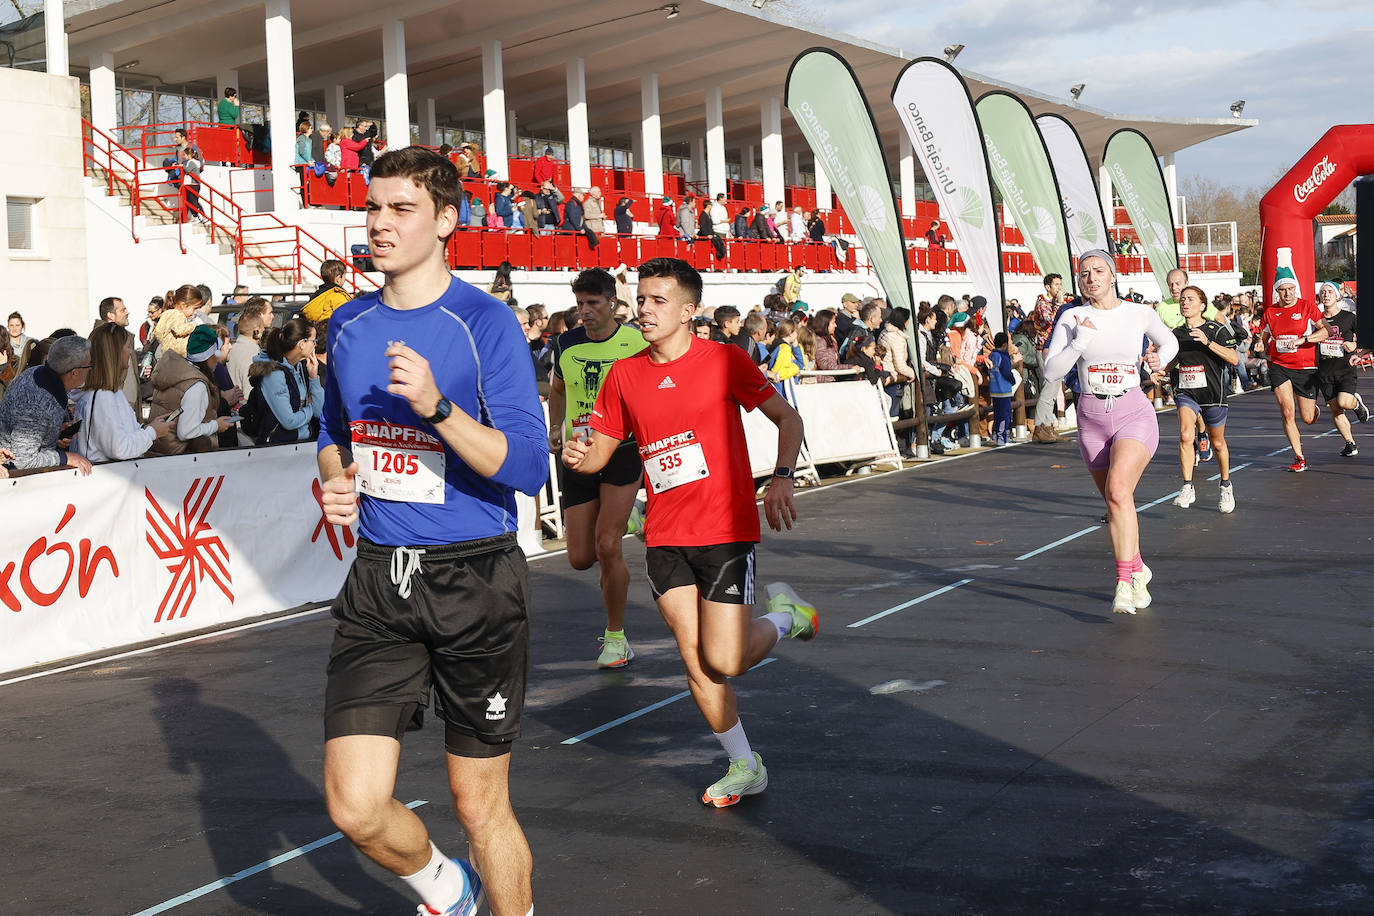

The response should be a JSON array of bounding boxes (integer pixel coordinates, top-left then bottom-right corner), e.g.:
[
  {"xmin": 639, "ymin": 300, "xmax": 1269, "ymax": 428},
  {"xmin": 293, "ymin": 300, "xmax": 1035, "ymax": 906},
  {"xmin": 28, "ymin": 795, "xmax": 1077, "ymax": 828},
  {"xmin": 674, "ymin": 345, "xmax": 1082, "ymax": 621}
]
[
  {"xmin": 82, "ymin": 119, "xmax": 375, "ymax": 294},
  {"xmin": 112, "ymin": 120, "xmax": 268, "ymax": 168}
]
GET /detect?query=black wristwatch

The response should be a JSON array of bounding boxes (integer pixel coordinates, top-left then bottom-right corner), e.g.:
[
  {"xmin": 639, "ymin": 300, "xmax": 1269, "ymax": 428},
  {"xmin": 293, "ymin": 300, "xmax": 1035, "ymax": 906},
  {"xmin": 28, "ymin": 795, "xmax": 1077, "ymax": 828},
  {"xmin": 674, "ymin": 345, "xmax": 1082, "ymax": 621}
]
[
  {"xmin": 773, "ymin": 466, "xmax": 795, "ymax": 480},
  {"xmin": 423, "ymin": 396, "xmax": 452, "ymax": 425}
]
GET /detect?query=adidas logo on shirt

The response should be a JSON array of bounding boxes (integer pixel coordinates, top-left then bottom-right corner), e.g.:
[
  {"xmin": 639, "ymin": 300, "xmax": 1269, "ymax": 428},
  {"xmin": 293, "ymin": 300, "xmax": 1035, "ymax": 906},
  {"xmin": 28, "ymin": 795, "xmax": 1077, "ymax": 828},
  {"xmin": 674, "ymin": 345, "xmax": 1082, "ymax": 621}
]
[
  {"xmin": 658, "ymin": 376, "xmax": 676, "ymax": 389},
  {"xmin": 725, "ymin": 584, "xmax": 740, "ymax": 596}
]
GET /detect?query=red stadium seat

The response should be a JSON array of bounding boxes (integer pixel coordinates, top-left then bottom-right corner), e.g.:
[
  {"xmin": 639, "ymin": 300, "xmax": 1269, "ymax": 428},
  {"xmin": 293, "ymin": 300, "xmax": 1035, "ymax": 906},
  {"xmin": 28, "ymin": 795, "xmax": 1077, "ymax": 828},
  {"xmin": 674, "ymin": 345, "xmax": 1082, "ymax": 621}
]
[
  {"xmin": 758, "ymin": 244, "xmax": 778, "ymax": 273},
  {"xmin": 530, "ymin": 233, "xmax": 554, "ymax": 269},
  {"xmin": 743, "ymin": 243, "xmax": 762, "ymax": 273},
  {"xmin": 802, "ymin": 245, "xmax": 820, "ymax": 272}
]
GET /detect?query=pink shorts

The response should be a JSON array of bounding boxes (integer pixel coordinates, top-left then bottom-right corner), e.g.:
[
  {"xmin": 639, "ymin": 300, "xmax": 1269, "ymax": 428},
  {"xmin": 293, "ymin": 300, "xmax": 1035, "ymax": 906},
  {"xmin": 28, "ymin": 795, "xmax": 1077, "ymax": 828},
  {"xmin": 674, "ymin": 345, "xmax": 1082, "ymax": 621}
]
[{"xmin": 1076, "ymin": 386, "xmax": 1159, "ymax": 470}]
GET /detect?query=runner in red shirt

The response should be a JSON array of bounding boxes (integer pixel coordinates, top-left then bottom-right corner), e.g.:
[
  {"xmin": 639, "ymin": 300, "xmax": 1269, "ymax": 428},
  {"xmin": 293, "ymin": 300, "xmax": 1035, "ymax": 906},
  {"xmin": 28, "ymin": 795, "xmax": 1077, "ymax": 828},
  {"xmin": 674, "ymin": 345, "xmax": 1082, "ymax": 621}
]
[
  {"xmin": 562, "ymin": 257, "xmax": 818, "ymax": 808},
  {"xmin": 1259, "ymin": 268, "xmax": 1330, "ymax": 472}
]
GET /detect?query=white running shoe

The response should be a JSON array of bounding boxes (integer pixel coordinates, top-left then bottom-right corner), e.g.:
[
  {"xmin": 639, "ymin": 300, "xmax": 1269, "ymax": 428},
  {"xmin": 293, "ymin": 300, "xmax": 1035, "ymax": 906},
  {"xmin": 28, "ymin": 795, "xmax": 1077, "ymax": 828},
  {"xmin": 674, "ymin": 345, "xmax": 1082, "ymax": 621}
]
[
  {"xmin": 1112, "ymin": 581, "xmax": 1137, "ymax": 615},
  {"xmin": 1218, "ymin": 483, "xmax": 1235, "ymax": 514},
  {"xmin": 1173, "ymin": 484, "xmax": 1196, "ymax": 508},
  {"xmin": 1132, "ymin": 564, "xmax": 1152, "ymax": 609}
]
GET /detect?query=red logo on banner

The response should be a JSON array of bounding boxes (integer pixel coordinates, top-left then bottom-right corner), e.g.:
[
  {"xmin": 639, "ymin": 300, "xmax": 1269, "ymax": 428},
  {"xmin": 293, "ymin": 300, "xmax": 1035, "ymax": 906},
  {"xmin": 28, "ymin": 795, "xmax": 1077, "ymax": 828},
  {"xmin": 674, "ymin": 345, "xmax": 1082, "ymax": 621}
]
[
  {"xmin": 145, "ymin": 477, "xmax": 233, "ymax": 623},
  {"xmin": 1, "ymin": 504, "xmax": 119, "ymax": 613},
  {"xmin": 311, "ymin": 478, "xmax": 356, "ymax": 561}
]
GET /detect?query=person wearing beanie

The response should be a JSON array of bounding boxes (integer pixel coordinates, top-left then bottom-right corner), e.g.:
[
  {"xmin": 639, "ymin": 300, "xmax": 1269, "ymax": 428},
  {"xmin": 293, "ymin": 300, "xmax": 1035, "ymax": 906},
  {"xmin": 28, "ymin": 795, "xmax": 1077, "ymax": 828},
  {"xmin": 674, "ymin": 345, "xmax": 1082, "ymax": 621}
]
[
  {"xmin": 1259, "ymin": 267, "xmax": 1330, "ymax": 472},
  {"xmin": 148, "ymin": 324, "xmax": 235, "ymax": 455}
]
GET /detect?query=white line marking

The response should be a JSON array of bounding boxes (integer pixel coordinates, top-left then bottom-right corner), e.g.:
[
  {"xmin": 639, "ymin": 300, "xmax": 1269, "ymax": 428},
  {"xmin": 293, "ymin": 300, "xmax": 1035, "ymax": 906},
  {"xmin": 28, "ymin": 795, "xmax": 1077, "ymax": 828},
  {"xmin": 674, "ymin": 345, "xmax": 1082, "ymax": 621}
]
[
  {"xmin": 1137, "ymin": 490, "xmax": 1182, "ymax": 512},
  {"xmin": 1207, "ymin": 462, "xmax": 1251, "ymax": 481},
  {"xmin": 848, "ymin": 579, "xmax": 976, "ymax": 628},
  {"xmin": 129, "ymin": 800, "xmax": 429, "ymax": 916},
  {"xmin": 1015, "ymin": 528, "xmax": 1099, "ymax": 562},
  {"xmin": 0, "ymin": 607, "xmax": 329, "ymax": 688},
  {"xmin": 561, "ymin": 657, "xmax": 778, "ymax": 745}
]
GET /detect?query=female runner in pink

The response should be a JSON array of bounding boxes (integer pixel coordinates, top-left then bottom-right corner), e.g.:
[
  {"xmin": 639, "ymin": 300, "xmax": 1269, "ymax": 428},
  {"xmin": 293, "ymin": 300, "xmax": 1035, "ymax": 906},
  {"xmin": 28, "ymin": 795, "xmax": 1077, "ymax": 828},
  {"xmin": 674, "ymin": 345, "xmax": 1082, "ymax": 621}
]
[{"xmin": 1042, "ymin": 250, "xmax": 1178, "ymax": 615}]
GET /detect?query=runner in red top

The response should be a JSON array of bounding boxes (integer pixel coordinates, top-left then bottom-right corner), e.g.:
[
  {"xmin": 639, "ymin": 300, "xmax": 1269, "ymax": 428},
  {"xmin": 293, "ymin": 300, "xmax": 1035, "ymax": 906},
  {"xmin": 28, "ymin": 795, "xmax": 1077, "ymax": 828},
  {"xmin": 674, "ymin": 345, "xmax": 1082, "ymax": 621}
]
[
  {"xmin": 1259, "ymin": 268, "xmax": 1330, "ymax": 472},
  {"xmin": 563, "ymin": 257, "xmax": 818, "ymax": 808}
]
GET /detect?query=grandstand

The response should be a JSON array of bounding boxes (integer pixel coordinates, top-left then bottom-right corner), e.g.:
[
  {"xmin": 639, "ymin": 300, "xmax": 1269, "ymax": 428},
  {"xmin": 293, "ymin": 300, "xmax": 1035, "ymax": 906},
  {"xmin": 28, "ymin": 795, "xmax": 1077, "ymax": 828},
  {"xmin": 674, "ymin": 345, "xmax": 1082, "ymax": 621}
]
[{"xmin": 5, "ymin": 0, "xmax": 1256, "ymax": 332}]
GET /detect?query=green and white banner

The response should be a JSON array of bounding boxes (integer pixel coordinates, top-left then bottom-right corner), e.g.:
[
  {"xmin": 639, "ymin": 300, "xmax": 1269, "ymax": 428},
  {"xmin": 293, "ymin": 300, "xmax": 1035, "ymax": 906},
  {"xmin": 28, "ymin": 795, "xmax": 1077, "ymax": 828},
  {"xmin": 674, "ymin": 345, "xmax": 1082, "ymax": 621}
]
[
  {"xmin": 785, "ymin": 49, "xmax": 913, "ymax": 317},
  {"xmin": 1035, "ymin": 114, "xmax": 1110, "ymax": 259},
  {"xmin": 975, "ymin": 91, "xmax": 1073, "ymax": 292},
  {"xmin": 892, "ymin": 58, "xmax": 1004, "ymax": 332},
  {"xmin": 1103, "ymin": 129, "xmax": 1178, "ymax": 291}
]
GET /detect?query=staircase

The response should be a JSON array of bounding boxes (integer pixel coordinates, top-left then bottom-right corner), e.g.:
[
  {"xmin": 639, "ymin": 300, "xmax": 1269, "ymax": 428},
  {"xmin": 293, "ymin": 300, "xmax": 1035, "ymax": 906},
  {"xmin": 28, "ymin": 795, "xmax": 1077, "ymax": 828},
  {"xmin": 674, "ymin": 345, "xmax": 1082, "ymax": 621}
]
[{"xmin": 82, "ymin": 120, "xmax": 376, "ymax": 294}]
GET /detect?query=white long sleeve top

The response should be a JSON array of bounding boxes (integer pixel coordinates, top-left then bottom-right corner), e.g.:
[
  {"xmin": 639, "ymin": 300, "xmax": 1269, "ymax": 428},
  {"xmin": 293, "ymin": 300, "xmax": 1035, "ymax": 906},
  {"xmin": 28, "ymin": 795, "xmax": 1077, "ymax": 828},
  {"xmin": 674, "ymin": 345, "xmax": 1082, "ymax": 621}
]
[
  {"xmin": 73, "ymin": 388, "xmax": 156, "ymax": 461},
  {"xmin": 1042, "ymin": 300, "xmax": 1178, "ymax": 396}
]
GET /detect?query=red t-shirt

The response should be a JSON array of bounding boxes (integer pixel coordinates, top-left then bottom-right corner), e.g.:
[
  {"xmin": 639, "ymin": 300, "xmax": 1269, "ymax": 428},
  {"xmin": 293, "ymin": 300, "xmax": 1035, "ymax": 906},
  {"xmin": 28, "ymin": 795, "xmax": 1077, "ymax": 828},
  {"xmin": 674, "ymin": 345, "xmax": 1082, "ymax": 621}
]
[
  {"xmin": 591, "ymin": 337, "xmax": 776, "ymax": 547},
  {"xmin": 1262, "ymin": 299, "xmax": 1323, "ymax": 370}
]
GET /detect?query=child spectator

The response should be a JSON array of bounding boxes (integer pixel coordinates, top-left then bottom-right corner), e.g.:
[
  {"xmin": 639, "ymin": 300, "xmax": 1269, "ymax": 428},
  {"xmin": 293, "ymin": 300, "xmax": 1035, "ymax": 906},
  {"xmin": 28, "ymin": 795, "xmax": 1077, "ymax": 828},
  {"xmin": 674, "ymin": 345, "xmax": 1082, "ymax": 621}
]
[
  {"xmin": 154, "ymin": 285, "xmax": 201, "ymax": 357},
  {"xmin": 988, "ymin": 331, "xmax": 1020, "ymax": 445}
]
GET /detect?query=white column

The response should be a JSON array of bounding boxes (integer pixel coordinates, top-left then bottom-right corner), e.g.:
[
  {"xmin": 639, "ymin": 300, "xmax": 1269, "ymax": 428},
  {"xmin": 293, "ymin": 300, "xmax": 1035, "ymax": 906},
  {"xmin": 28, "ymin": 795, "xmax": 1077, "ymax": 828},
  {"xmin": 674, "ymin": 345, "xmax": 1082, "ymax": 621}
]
[
  {"xmin": 325, "ymin": 84, "xmax": 345, "ymax": 133},
  {"xmin": 44, "ymin": 0, "xmax": 67, "ymax": 76},
  {"xmin": 216, "ymin": 70, "xmax": 240, "ymax": 122},
  {"xmin": 506, "ymin": 109, "xmax": 517, "ymax": 156},
  {"xmin": 418, "ymin": 97, "xmax": 436, "ymax": 146},
  {"xmin": 1163, "ymin": 152, "xmax": 1179, "ymax": 224},
  {"xmin": 482, "ymin": 40, "xmax": 508, "ymax": 179},
  {"xmin": 89, "ymin": 52, "xmax": 117, "ymax": 135},
  {"xmin": 566, "ymin": 57, "xmax": 591, "ymax": 190},
  {"xmin": 760, "ymin": 96, "xmax": 784, "ymax": 208},
  {"xmin": 898, "ymin": 129, "xmax": 915, "ymax": 219},
  {"xmin": 814, "ymin": 155, "xmax": 832, "ymax": 210},
  {"xmin": 705, "ymin": 85, "xmax": 726, "ymax": 200},
  {"xmin": 640, "ymin": 73, "xmax": 663, "ymax": 197},
  {"xmin": 382, "ymin": 20, "xmax": 410, "ymax": 149},
  {"xmin": 691, "ymin": 136, "xmax": 706, "ymax": 184},
  {"xmin": 788, "ymin": 150, "xmax": 801, "ymax": 185},
  {"xmin": 265, "ymin": 0, "xmax": 298, "ymax": 212}
]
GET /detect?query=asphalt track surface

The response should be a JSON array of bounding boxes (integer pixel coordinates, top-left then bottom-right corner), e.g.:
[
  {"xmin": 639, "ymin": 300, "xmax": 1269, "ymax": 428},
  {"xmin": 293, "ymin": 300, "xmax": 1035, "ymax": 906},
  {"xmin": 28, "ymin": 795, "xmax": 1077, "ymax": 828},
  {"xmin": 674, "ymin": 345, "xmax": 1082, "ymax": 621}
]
[{"xmin": 3, "ymin": 387, "xmax": 1372, "ymax": 916}]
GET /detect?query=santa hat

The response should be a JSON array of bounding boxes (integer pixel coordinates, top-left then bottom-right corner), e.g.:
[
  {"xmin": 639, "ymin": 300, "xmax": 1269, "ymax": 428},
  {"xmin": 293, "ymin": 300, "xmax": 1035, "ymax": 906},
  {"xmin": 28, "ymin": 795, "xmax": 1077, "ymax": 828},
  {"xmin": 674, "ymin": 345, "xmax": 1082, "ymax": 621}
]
[{"xmin": 1272, "ymin": 264, "xmax": 1300, "ymax": 295}]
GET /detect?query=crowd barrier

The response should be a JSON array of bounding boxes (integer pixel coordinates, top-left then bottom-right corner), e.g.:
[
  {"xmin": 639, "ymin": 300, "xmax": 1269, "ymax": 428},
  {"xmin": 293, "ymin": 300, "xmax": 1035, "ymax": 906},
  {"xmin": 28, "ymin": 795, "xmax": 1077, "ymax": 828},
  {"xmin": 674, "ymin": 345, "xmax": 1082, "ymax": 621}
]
[{"xmin": 0, "ymin": 446, "xmax": 542, "ymax": 674}]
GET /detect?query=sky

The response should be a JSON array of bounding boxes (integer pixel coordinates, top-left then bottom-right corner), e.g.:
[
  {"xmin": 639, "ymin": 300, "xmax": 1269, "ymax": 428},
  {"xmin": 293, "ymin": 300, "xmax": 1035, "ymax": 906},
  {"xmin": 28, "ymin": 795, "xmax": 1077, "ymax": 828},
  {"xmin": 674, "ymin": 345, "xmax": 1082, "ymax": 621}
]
[{"xmin": 789, "ymin": 0, "xmax": 1374, "ymax": 194}]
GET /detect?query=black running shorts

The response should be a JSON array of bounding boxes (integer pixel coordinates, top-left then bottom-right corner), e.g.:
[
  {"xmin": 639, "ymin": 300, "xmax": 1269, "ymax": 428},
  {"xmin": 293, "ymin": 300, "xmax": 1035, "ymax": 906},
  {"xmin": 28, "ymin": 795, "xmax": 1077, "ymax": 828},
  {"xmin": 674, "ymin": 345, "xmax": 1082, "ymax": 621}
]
[
  {"xmin": 1317, "ymin": 370, "xmax": 1357, "ymax": 402},
  {"xmin": 560, "ymin": 440, "xmax": 643, "ymax": 510},
  {"xmin": 1268, "ymin": 364, "xmax": 1317, "ymax": 400},
  {"xmin": 324, "ymin": 533, "xmax": 530, "ymax": 758},
  {"xmin": 646, "ymin": 542, "xmax": 756, "ymax": 605}
]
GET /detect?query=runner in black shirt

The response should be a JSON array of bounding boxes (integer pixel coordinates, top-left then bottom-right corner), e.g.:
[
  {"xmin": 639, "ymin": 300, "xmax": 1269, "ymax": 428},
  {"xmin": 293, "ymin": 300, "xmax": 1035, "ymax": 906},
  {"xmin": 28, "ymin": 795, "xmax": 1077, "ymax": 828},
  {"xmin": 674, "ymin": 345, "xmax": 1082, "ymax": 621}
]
[
  {"xmin": 1168, "ymin": 286, "xmax": 1239, "ymax": 514},
  {"xmin": 1315, "ymin": 281, "xmax": 1369, "ymax": 457}
]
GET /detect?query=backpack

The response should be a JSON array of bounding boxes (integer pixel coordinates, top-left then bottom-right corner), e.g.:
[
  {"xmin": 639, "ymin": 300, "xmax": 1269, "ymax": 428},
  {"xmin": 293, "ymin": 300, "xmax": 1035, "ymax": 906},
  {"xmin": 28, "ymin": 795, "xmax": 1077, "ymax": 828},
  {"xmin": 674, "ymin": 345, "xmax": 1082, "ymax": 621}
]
[{"xmin": 238, "ymin": 382, "xmax": 273, "ymax": 440}]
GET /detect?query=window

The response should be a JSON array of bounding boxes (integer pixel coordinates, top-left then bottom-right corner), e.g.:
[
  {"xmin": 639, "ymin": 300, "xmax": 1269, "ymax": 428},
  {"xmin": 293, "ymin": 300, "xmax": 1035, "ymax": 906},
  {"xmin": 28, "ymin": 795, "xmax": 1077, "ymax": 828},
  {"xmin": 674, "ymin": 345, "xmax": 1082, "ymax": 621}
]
[{"xmin": 6, "ymin": 197, "xmax": 38, "ymax": 252}]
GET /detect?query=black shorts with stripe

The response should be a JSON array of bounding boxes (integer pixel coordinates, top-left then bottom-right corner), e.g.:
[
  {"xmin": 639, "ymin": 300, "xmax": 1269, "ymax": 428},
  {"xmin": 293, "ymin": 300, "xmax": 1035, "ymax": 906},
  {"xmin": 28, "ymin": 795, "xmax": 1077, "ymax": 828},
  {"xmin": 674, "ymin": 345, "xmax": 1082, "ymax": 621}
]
[
  {"xmin": 324, "ymin": 533, "xmax": 530, "ymax": 758},
  {"xmin": 646, "ymin": 542, "xmax": 756, "ymax": 605}
]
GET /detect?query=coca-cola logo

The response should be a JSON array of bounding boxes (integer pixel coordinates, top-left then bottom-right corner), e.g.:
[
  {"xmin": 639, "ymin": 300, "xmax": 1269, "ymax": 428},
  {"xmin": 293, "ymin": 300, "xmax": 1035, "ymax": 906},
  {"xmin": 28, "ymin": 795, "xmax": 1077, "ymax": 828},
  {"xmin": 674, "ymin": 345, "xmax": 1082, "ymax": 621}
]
[{"xmin": 1293, "ymin": 156, "xmax": 1337, "ymax": 203}]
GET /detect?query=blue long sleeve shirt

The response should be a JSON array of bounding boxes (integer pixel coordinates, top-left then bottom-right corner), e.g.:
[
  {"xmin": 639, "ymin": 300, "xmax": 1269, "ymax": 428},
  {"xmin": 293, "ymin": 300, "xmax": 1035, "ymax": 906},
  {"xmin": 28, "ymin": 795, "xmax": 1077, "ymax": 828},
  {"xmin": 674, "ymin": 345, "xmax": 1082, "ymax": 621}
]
[{"xmin": 319, "ymin": 276, "xmax": 549, "ymax": 547}]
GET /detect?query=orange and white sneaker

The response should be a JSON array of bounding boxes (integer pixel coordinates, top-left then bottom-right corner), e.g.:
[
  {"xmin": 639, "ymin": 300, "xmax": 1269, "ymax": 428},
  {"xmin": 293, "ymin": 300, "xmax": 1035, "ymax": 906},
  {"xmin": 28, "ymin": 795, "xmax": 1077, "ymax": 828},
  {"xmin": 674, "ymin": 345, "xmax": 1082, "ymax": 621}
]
[{"xmin": 701, "ymin": 753, "xmax": 768, "ymax": 807}]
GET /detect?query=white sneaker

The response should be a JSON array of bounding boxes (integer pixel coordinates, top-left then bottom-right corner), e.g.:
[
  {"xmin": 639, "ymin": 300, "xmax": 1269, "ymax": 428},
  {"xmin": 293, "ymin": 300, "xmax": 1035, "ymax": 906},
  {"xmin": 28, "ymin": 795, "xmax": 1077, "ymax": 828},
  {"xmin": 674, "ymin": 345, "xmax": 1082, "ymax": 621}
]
[
  {"xmin": 1218, "ymin": 483, "xmax": 1235, "ymax": 514},
  {"xmin": 1112, "ymin": 581, "xmax": 1137, "ymax": 615},
  {"xmin": 1173, "ymin": 484, "xmax": 1196, "ymax": 508},
  {"xmin": 1132, "ymin": 564, "xmax": 1152, "ymax": 609}
]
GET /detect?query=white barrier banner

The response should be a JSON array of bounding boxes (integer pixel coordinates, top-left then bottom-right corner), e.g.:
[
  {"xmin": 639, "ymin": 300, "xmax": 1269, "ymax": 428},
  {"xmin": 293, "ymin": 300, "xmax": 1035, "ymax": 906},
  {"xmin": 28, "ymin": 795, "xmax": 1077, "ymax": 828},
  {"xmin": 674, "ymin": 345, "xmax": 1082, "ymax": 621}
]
[
  {"xmin": 794, "ymin": 380, "xmax": 898, "ymax": 464},
  {"xmin": 0, "ymin": 446, "xmax": 356, "ymax": 673}
]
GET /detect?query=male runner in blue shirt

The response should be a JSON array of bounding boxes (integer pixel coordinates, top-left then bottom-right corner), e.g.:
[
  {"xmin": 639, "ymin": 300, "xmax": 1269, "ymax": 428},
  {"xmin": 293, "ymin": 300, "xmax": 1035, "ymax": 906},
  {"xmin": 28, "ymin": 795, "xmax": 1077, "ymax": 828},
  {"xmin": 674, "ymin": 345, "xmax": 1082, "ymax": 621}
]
[{"xmin": 317, "ymin": 146, "xmax": 546, "ymax": 916}]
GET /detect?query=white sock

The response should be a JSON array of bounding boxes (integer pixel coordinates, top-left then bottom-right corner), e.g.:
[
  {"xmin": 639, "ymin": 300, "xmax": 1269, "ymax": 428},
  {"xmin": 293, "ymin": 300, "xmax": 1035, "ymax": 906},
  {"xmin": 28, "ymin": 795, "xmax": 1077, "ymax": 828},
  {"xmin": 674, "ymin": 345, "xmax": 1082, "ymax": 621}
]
[
  {"xmin": 401, "ymin": 842, "xmax": 466, "ymax": 913},
  {"xmin": 714, "ymin": 719, "xmax": 756, "ymax": 769},
  {"xmin": 762, "ymin": 611, "xmax": 791, "ymax": 641}
]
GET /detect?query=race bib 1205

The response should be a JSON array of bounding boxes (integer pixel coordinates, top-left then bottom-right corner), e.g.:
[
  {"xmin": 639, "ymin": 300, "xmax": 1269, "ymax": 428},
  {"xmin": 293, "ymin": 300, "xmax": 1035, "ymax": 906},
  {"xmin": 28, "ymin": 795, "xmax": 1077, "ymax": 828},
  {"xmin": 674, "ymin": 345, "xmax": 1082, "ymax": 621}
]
[{"xmin": 350, "ymin": 420, "xmax": 446, "ymax": 504}]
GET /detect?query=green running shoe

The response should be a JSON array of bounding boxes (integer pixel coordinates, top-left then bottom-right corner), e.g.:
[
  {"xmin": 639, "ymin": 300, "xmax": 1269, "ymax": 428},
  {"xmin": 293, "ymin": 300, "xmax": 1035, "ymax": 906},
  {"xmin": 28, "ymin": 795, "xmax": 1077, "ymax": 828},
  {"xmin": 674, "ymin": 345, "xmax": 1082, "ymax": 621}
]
[
  {"xmin": 625, "ymin": 499, "xmax": 646, "ymax": 541},
  {"xmin": 766, "ymin": 582, "xmax": 818, "ymax": 641},
  {"xmin": 596, "ymin": 632, "xmax": 634, "ymax": 669},
  {"xmin": 701, "ymin": 753, "xmax": 768, "ymax": 807}
]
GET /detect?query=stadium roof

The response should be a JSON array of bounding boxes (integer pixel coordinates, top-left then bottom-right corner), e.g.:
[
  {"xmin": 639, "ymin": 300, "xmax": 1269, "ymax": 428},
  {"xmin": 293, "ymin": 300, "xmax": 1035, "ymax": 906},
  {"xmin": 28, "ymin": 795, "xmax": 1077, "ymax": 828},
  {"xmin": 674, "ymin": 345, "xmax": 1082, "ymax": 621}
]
[{"xmin": 41, "ymin": 0, "xmax": 1255, "ymax": 168}]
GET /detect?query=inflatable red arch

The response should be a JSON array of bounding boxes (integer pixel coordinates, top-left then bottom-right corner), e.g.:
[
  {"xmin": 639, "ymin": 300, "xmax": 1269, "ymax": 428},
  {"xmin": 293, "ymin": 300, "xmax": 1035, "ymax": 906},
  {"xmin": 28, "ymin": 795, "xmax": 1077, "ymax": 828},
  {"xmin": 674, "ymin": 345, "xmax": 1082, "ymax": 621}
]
[{"xmin": 1259, "ymin": 124, "xmax": 1374, "ymax": 305}]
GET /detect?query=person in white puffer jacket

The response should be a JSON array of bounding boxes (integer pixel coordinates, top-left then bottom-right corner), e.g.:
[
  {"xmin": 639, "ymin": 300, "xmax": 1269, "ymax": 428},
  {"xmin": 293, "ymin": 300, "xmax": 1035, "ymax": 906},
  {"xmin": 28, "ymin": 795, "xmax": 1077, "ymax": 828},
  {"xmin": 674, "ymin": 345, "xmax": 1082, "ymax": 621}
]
[{"xmin": 73, "ymin": 323, "xmax": 174, "ymax": 462}]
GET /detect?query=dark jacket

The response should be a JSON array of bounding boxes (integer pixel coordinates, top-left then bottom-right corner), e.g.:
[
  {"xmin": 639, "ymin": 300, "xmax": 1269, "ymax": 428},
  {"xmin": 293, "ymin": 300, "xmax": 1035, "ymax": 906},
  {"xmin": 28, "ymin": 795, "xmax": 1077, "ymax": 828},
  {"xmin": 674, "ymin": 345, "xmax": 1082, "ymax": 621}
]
[
  {"xmin": 733, "ymin": 213, "xmax": 754, "ymax": 239},
  {"xmin": 562, "ymin": 195, "xmax": 585, "ymax": 231},
  {"xmin": 0, "ymin": 365, "xmax": 70, "ymax": 469},
  {"xmin": 808, "ymin": 215, "xmax": 825, "ymax": 242},
  {"xmin": 614, "ymin": 200, "xmax": 633, "ymax": 234}
]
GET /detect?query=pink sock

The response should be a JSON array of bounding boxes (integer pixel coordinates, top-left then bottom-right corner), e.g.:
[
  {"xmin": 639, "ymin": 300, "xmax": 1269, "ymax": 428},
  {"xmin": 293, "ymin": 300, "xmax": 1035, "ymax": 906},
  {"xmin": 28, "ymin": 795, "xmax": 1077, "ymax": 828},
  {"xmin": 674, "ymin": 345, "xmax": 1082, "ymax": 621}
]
[
  {"xmin": 1115, "ymin": 559, "xmax": 1133, "ymax": 583},
  {"xmin": 1131, "ymin": 553, "xmax": 1144, "ymax": 573}
]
